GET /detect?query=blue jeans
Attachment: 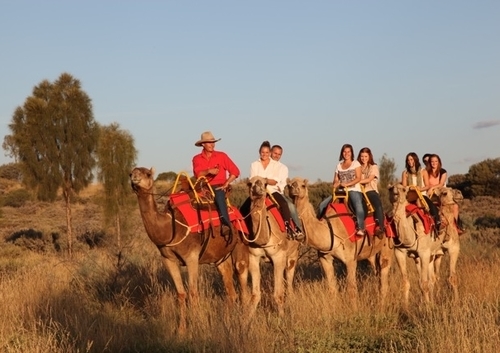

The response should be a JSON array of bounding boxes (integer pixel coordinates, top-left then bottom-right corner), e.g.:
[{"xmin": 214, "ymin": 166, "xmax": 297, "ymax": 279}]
[
  {"xmin": 318, "ymin": 196, "xmax": 333, "ymax": 218},
  {"xmin": 348, "ymin": 191, "xmax": 365, "ymax": 230},
  {"xmin": 286, "ymin": 196, "xmax": 302, "ymax": 231},
  {"xmin": 366, "ymin": 190, "xmax": 385, "ymax": 230},
  {"xmin": 214, "ymin": 189, "xmax": 231, "ymax": 226}
]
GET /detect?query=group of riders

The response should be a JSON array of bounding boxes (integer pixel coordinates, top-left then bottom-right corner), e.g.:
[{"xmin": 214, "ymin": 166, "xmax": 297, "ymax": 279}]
[{"xmin": 190, "ymin": 131, "xmax": 464, "ymax": 241}]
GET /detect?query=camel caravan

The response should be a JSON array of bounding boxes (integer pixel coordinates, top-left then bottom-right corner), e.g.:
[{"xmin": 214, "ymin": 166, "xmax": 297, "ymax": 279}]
[
  {"xmin": 129, "ymin": 132, "xmax": 464, "ymax": 332},
  {"xmin": 129, "ymin": 167, "xmax": 463, "ymax": 330}
]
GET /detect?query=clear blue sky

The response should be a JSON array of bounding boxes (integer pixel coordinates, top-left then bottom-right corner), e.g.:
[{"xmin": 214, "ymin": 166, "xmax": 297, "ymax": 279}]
[{"xmin": 1, "ymin": 1, "xmax": 499, "ymax": 182}]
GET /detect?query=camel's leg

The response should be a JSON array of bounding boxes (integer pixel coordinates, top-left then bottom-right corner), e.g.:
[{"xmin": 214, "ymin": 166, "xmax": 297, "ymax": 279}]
[
  {"xmin": 378, "ymin": 243, "xmax": 393, "ymax": 307},
  {"xmin": 246, "ymin": 254, "xmax": 262, "ymax": 319},
  {"xmin": 417, "ymin": 251, "xmax": 432, "ymax": 304},
  {"xmin": 232, "ymin": 242, "xmax": 250, "ymax": 305},
  {"xmin": 447, "ymin": 241, "xmax": 461, "ymax": 301},
  {"xmin": 284, "ymin": 241, "xmax": 300, "ymax": 296},
  {"xmin": 394, "ymin": 250, "xmax": 410, "ymax": 309},
  {"xmin": 184, "ymin": 253, "xmax": 200, "ymax": 306},
  {"xmin": 216, "ymin": 256, "xmax": 238, "ymax": 304},
  {"xmin": 318, "ymin": 252, "xmax": 339, "ymax": 295},
  {"xmin": 270, "ymin": 253, "xmax": 287, "ymax": 316},
  {"xmin": 161, "ymin": 257, "xmax": 188, "ymax": 335},
  {"xmin": 344, "ymin": 259, "xmax": 358, "ymax": 309}
]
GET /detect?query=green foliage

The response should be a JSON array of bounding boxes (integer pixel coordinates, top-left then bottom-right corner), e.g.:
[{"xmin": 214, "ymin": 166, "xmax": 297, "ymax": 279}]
[
  {"xmin": 76, "ymin": 230, "xmax": 108, "ymax": 249},
  {"xmin": 5, "ymin": 229, "xmax": 59, "ymax": 253},
  {"xmin": 467, "ymin": 158, "xmax": 500, "ymax": 197},
  {"xmin": 448, "ymin": 173, "xmax": 472, "ymax": 198},
  {"xmin": 0, "ymin": 162, "xmax": 23, "ymax": 181},
  {"xmin": 1, "ymin": 188, "xmax": 32, "ymax": 207},
  {"xmin": 9, "ymin": 73, "xmax": 98, "ymax": 202},
  {"xmin": 156, "ymin": 171, "xmax": 177, "ymax": 182},
  {"xmin": 378, "ymin": 154, "xmax": 398, "ymax": 213},
  {"xmin": 96, "ymin": 123, "xmax": 138, "ymax": 222},
  {"xmin": 229, "ymin": 180, "xmax": 249, "ymax": 208},
  {"xmin": 474, "ymin": 215, "xmax": 500, "ymax": 229},
  {"xmin": 308, "ymin": 181, "xmax": 332, "ymax": 210}
]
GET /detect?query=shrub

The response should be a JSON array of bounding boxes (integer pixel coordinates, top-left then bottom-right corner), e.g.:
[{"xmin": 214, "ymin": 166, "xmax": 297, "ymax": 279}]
[
  {"xmin": 77, "ymin": 230, "xmax": 107, "ymax": 249},
  {"xmin": 2, "ymin": 188, "xmax": 32, "ymax": 207},
  {"xmin": 5, "ymin": 228, "xmax": 55, "ymax": 253},
  {"xmin": 0, "ymin": 162, "xmax": 23, "ymax": 181}
]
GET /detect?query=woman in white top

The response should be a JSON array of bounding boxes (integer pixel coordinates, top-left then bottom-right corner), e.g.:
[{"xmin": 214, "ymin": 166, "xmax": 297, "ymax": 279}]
[
  {"xmin": 333, "ymin": 144, "xmax": 366, "ymax": 236},
  {"xmin": 249, "ymin": 141, "xmax": 300, "ymax": 238}
]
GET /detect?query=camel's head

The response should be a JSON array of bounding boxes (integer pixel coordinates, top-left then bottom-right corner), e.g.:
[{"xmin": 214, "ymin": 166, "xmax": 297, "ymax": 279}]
[
  {"xmin": 287, "ymin": 177, "xmax": 309, "ymax": 201},
  {"xmin": 433, "ymin": 186, "xmax": 458, "ymax": 206},
  {"xmin": 388, "ymin": 183, "xmax": 409, "ymax": 205},
  {"xmin": 130, "ymin": 167, "xmax": 155, "ymax": 193},
  {"xmin": 247, "ymin": 176, "xmax": 267, "ymax": 200}
]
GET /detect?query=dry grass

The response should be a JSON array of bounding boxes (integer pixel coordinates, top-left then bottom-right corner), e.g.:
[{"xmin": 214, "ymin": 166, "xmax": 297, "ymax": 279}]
[{"xmin": 1, "ymin": 182, "xmax": 500, "ymax": 352}]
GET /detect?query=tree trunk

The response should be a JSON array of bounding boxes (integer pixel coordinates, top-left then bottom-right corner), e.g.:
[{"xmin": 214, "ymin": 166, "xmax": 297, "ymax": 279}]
[
  {"xmin": 65, "ymin": 191, "xmax": 73, "ymax": 257},
  {"xmin": 116, "ymin": 213, "xmax": 121, "ymax": 248}
]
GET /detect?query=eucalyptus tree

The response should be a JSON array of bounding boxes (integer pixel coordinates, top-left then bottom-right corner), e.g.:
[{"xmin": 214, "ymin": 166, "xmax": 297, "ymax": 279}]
[
  {"xmin": 8, "ymin": 73, "xmax": 98, "ymax": 256},
  {"xmin": 378, "ymin": 154, "xmax": 398, "ymax": 213},
  {"xmin": 96, "ymin": 122, "xmax": 138, "ymax": 247}
]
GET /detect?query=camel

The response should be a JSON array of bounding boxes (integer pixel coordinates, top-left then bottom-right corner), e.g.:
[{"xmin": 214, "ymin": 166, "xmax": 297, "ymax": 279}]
[
  {"xmin": 287, "ymin": 177, "xmax": 393, "ymax": 306},
  {"xmin": 431, "ymin": 186, "xmax": 461, "ymax": 301},
  {"xmin": 388, "ymin": 184, "xmax": 460, "ymax": 306},
  {"xmin": 130, "ymin": 167, "xmax": 248, "ymax": 334},
  {"xmin": 242, "ymin": 176, "xmax": 300, "ymax": 317}
]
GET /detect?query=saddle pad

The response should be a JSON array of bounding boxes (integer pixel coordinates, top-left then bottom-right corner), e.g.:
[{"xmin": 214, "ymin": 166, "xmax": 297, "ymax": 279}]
[
  {"xmin": 405, "ymin": 204, "xmax": 432, "ymax": 234},
  {"xmin": 328, "ymin": 203, "xmax": 358, "ymax": 242},
  {"xmin": 265, "ymin": 198, "xmax": 286, "ymax": 232},
  {"xmin": 169, "ymin": 192, "xmax": 249, "ymax": 234}
]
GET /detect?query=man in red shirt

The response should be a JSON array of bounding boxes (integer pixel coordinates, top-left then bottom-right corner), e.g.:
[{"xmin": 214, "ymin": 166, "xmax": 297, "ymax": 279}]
[{"xmin": 192, "ymin": 131, "xmax": 240, "ymax": 236}]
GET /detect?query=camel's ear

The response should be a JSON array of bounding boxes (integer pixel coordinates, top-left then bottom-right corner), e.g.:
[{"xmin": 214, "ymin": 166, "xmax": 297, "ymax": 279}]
[
  {"xmin": 304, "ymin": 179, "xmax": 309, "ymax": 186},
  {"xmin": 286, "ymin": 177, "xmax": 291, "ymax": 185},
  {"xmin": 150, "ymin": 167, "xmax": 156, "ymax": 176}
]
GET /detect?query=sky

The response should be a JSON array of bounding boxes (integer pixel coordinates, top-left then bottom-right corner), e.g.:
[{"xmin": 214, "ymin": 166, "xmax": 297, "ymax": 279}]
[{"xmin": 1, "ymin": 1, "xmax": 499, "ymax": 182}]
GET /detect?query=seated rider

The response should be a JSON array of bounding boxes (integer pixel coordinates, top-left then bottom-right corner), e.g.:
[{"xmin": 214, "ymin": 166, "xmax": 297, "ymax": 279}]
[
  {"xmin": 192, "ymin": 131, "xmax": 239, "ymax": 237},
  {"xmin": 357, "ymin": 147, "xmax": 385, "ymax": 238},
  {"xmin": 425, "ymin": 154, "xmax": 464, "ymax": 234},
  {"xmin": 271, "ymin": 144, "xmax": 304, "ymax": 241},
  {"xmin": 242, "ymin": 140, "xmax": 303, "ymax": 240},
  {"xmin": 401, "ymin": 152, "xmax": 441, "ymax": 232},
  {"xmin": 333, "ymin": 144, "xmax": 366, "ymax": 237}
]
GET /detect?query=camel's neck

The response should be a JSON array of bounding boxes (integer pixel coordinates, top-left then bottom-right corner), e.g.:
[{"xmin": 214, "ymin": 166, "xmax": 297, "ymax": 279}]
[
  {"xmin": 135, "ymin": 189, "xmax": 174, "ymax": 245},
  {"xmin": 250, "ymin": 196, "xmax": 271, "ymax": 245},
  {"xmin": 393, "ymin": 200, "xmax": 418, "ymax": 243}
]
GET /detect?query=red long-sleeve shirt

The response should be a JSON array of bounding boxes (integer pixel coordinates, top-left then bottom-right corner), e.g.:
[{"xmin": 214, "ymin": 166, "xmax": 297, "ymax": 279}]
[{"xmin": 192, "ymin": 150, "xmax": 240, "ymax": 185}]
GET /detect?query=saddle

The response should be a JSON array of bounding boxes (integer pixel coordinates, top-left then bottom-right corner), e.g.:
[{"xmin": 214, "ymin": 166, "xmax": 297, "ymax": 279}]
[
  {"xmin": 169, "ymin": 172, "xmax": 248, "ymax": 234},
  {"xmin": 324, "ymin": 187, "xmax": 389, "ymax": 242}
]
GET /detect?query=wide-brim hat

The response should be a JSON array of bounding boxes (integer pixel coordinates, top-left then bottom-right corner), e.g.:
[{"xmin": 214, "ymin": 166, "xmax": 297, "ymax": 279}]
[{"xmin": 195, "ymin": 131, "xmax": 221, "ymax": 147}]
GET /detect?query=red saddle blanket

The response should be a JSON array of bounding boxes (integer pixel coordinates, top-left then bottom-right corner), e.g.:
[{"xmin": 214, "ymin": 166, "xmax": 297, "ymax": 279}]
[
  {"xmin": 265, "ymin": 198, "xmax": 286, "ymax": 232},
  {"xmin": 405, "ymin": 204, "xmax": 433, "ymax": 234},
  {"xmin": 327, "ymin": 203, "xmax": 394, "ymax": 242},
  {"xmin": 169, "ymin": 192, "xmax": 249, "ymax": 234}
]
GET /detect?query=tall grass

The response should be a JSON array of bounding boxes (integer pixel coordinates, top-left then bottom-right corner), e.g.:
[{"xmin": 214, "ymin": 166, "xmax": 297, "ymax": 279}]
[{"xmin": 1, "ymin": 233, "xmax": 499, "ymax": 353}]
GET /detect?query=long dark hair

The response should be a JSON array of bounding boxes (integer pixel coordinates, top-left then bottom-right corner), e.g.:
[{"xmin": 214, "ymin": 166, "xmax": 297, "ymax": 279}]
[
  {"xmin": 338, "ymin": 144, "xmax": 354, "ymax": 161},
  {"xmin": 405, "ymin": 152, "xmax": 421, "ymax": 173}
]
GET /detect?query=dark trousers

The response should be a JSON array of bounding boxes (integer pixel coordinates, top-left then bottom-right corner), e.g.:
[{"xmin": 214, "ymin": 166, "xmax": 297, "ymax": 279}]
[
  {"xmin": 214, "ymin": 189, "xmax": 231, "ymax": 226},
  {"xmin": 366, "ymin": 190, "xmax": 385, "ymax": 230},
  {"xmin": 423, "ymin": 195, "xmax": 441, "ymax": 227}
]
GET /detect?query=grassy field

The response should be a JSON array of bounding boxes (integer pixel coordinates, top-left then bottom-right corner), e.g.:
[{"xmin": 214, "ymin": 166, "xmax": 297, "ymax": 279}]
[{"xmin": 1, "ymin": 184, "xmax": 499, "ymax": 353}]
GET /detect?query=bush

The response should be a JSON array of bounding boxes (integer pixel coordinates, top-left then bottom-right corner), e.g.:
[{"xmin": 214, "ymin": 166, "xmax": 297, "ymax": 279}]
[
  {"xmin": 5, "ymin": 228, "xmax": 57, "ymax": 253},
  {"xmin": 0, "ymin": 162, "xmax": 23, "ymax": 181},
  {"xmin": 474, "ymin": 215, "xmax": 500, "ymax": 229},
  {"xmin": 1, "ymin": 188, "xmax": 32, "ymax": 207},
  {"xmin": 77, "ymin": 230, "xmax": 107, "ymax": 249}
]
